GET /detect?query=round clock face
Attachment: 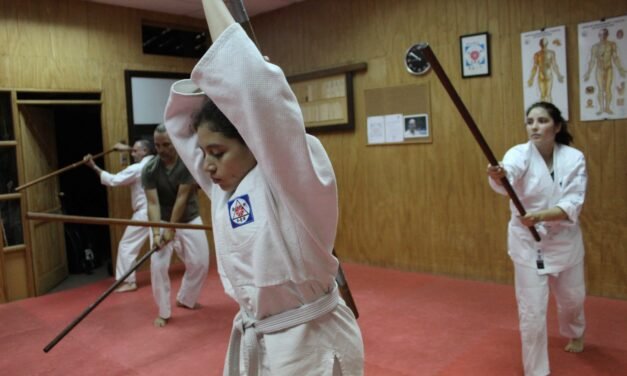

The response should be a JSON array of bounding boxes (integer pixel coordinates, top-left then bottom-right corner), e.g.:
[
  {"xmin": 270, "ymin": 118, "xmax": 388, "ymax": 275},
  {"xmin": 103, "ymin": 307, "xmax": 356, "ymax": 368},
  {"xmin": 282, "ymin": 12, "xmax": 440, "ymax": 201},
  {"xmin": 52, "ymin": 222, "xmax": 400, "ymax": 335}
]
[{"xmin": 405, "ymin": 43, "xmax": 431, "ymax": 75}]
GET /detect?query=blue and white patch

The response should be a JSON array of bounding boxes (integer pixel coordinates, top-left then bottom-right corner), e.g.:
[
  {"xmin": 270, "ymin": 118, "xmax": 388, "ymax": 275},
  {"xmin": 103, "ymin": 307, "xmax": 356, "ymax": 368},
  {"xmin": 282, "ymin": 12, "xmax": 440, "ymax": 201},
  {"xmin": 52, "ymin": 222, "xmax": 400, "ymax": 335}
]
[{"xmin": 228, "ymin": 194, "xmax": 254, "ymax": 228}]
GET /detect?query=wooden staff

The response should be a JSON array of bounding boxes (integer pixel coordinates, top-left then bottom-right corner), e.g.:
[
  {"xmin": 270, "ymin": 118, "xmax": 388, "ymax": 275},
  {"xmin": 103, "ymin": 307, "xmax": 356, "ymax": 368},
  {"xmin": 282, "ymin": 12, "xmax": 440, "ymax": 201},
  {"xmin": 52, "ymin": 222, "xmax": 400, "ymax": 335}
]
[
  {"xmin": 225, "ymin": 0, "xmax": 261, "ymax": 48},
  {"xmin": 419, "ymin": 44, "xmax": 541, "ymax": 241},
  {"xmin": 15, "ymin": 148, "xmax": 117, "ymax": 192},
  {"xmin": 43, "ymin": 242, "xmax": 166, "ymax": 353},
  {"xmin": 27, "ymin": 212, "xmax": 212, "ymax": 231},
  {"xmin": 333, "ymin": 249, "xmax": 359, "ymax": 319}
]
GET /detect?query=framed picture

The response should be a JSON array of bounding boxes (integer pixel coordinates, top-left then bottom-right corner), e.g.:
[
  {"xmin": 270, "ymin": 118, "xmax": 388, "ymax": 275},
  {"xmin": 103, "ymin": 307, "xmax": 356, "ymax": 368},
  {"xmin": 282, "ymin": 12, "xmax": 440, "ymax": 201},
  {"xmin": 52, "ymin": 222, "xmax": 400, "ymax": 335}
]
[
  {"xmin": 460, "ymin": 32, "xmax": 490, "ymax": 78},
  {"xmin": 403, "ymin": 114, "xmax": 429, "ymax": 139},
  {"xmin": 287, "ymin": 62, "xmax": 367, "ymax": 132}
]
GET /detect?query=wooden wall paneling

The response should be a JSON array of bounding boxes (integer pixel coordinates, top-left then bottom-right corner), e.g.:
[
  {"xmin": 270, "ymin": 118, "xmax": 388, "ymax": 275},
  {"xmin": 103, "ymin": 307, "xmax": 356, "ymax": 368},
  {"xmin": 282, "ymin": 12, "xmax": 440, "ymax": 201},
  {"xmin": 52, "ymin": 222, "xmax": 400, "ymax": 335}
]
[
  {"xmin": 564, "ymin": 0, "xmax": 597, "ymax": 297},
  {"xmin": 0, "ymin": 1, "xmax": 18, "ymax": 61},
  {"xmin": 49, "ymin": 1, "xmax": 90, "ymax": 61},
  {"xmin": 2, "ymin": 0, "xmax": 625, "ymax": 298},
  {"xmin": 4, "ymin": 250, "xmax": 30, "ymax": 300},
  {"xmin": 100, "ymin": 63, "xmax": 131, "ymax": 263},
  {"xmin": 252, "ymin": 0, "xmax": 627, "ymax": 298}
]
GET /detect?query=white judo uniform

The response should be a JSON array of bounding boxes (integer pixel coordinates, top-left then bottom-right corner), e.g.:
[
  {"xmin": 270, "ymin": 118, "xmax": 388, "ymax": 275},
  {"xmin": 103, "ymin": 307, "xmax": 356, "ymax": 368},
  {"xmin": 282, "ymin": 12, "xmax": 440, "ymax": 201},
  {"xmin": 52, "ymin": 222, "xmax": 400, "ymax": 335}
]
[
  {"xmin": 165, "ymin": 24, "xmax": 364, "ymax": 376},
  {"xmin": 99, "ymin": 155, "xmax": 154, "ymax": 284},
  {"xmin": 489, "ymin": 141, "xmax": 587, "ymax": 376}
]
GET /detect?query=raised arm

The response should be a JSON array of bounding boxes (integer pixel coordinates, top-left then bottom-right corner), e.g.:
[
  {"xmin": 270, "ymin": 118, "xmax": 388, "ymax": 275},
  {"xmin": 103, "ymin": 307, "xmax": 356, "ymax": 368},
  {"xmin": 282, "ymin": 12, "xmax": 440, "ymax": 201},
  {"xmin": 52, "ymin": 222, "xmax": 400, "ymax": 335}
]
[
  {"xmin": 164, "ymin": 88, "xmax": 213, "ymax": 196},
  {"xmin": 202, "ymin": 0, "xmax": 235, "ymax": 41}
]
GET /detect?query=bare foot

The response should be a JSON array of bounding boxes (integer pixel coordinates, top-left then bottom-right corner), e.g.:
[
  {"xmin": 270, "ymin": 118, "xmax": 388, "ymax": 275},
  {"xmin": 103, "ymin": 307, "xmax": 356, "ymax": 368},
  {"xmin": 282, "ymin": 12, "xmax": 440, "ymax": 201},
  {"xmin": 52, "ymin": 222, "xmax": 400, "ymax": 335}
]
[
  {"xmin": 115, "ymin": 282, "xmax": 137, "ymax": 293},
  {"xmin": 153, "ymin": 317, "xmax": 168, "ymax": 327},
  {"xmin": 176, "ymin": 300, "xmax": 201, "ymax": 309},
  {"xmin": 565, "ymin": 336, "xmax": 584, "ymax": 353}
]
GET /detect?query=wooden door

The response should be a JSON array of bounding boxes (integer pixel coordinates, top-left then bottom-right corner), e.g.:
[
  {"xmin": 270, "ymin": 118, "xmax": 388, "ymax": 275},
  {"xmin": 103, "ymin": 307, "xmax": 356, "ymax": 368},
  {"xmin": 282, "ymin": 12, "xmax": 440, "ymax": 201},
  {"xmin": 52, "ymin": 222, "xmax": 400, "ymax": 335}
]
[{"xmin": 19, "ymin": 106, "xmax": 68, "ymax": 295}]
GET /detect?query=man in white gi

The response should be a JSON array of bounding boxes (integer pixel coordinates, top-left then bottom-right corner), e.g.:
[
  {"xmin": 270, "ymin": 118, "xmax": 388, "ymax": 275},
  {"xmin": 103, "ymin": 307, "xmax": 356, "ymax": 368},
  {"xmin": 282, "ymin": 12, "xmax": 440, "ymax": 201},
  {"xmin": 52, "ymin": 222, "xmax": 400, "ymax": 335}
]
[
  {"xmin": 143, "ymin": 124, "xmax": 209, "ymax": 327},
  {"xmin": 488, "ymin": 101, "xmax": 587, "ymax": 376},
  {"xmin": 84, "ymin": 141, "xmax": 153, "ymax": 292},
  {"xmin": 162, "ymin": 0, "xmax": 364, "ymax": 374}
]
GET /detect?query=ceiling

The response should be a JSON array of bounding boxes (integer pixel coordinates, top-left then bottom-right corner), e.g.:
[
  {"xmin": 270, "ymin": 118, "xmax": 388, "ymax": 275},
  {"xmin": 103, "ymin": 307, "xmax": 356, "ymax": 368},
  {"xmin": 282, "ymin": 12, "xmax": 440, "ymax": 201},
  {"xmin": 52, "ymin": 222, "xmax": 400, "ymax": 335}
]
[{"xmin": 80, "ymin": 0, "xmax": 306, "ymax": 19}]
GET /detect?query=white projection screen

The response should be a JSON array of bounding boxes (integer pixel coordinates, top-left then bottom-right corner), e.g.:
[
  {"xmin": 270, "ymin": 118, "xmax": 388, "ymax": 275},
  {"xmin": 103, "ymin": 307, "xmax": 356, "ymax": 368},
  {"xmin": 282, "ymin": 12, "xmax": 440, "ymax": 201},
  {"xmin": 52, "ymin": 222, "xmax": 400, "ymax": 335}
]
[{"xmin": 124, "ymin": 70, "xmax": 188, "ymax": 143}]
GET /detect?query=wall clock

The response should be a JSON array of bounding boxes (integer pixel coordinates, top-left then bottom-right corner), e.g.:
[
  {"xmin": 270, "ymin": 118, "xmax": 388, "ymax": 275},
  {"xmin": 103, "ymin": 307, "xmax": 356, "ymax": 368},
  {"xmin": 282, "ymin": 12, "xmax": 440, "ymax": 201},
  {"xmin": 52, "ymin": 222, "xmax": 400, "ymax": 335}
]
[{"xmin": 405, "ymin": 43, "xmax": 431, "ymax": 75}]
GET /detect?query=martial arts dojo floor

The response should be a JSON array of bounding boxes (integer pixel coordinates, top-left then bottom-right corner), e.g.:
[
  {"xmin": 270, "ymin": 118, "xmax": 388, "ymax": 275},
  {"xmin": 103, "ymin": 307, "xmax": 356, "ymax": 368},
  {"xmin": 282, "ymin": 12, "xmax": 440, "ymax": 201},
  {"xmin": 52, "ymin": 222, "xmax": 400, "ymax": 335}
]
[{"xmin": 1, "ymin": 262, "xmax": 626, "ymax": 376}]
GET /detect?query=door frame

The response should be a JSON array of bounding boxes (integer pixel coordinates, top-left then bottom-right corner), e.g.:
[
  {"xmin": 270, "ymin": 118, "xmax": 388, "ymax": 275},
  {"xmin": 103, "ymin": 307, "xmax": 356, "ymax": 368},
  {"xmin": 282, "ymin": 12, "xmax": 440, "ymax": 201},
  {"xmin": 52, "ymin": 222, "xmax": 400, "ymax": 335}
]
[{"xmin": 0, "ymin": 89, "xmax": 103, "ymax": 300}]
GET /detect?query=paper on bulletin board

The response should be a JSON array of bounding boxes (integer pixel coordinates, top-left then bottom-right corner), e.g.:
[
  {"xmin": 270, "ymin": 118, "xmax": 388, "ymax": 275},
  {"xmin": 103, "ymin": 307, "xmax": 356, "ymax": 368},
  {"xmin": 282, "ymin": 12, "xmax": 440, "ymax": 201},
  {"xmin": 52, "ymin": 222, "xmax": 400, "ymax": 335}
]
[
  {"xmin": 367, "ymin": 115, "xmax": 385, "ymax": 144},
  {"xmin": 384, "ymin": 114, "xmax": 404, "ymax": 143}
]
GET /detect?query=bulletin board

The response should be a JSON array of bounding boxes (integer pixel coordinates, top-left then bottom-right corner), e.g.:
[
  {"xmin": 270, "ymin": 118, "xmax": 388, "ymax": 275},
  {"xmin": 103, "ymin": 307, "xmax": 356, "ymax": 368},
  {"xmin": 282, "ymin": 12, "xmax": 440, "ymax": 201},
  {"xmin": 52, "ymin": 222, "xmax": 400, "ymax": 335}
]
[{"xmin": 364, "ymin": 83, "xmax": 432, "ymax": 145}]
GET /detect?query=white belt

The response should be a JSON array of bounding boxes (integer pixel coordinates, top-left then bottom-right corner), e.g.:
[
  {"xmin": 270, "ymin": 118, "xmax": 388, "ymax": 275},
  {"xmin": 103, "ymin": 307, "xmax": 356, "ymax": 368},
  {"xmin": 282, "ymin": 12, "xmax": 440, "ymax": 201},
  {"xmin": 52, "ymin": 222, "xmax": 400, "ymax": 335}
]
[{"xmin": 224, "ymin": 285, "xmax": 340, "ymax": 376}]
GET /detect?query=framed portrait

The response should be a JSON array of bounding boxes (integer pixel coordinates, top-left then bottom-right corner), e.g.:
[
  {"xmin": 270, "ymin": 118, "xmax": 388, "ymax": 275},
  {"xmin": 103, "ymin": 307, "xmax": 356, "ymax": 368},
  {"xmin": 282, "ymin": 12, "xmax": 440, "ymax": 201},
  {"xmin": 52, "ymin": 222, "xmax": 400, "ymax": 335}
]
[
  {"xmin": 403, "ymin": 114, "xmax": 429, "ymax": 139},
  {"xmin": 460, "ymin": 32, "xmax": 491, "ymax": 78}
]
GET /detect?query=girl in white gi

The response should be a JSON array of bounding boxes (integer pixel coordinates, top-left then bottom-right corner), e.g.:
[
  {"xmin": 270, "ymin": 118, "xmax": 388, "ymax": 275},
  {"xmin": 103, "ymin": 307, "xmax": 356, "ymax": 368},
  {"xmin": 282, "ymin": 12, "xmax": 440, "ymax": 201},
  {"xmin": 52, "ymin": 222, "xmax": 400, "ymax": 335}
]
[
  {"xmin": 487, "ymin": 102, "xmax": 587, "ymax": 376},
  {"xmin": 163, "ymin": 0, "xmax": 364, "ymax": 374}
]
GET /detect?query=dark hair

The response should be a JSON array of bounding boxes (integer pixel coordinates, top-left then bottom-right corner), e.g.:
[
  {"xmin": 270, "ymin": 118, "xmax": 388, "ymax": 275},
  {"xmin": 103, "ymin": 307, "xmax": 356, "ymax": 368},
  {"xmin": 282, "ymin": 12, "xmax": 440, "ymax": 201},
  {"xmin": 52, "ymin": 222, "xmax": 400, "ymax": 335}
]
[
  {"xmin": 192, "ymin": 99, "xmax": 245, "ymax": 144},
  {"xmin": 526, "ymin": 101, "xmax": 573, "ymax": 145}
]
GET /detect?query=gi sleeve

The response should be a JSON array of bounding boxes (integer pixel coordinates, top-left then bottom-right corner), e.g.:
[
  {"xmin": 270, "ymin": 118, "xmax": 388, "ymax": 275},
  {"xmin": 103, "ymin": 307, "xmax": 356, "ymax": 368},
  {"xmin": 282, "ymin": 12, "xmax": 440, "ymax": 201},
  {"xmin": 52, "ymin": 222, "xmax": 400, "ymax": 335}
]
[
  {"xmin": 488, "ymin": 144, "xmax": 528, "ymax": 196},
  {"xmin": 555, "ymin": 152, "xmax": 587, "ymax": 224},
  {"xmin": 164, "ymin": 81, "xmax": 214, "ymax": 199},
  {"xmin": 100, "ymin": 164, "xmax": 141, "ymax": 187}
]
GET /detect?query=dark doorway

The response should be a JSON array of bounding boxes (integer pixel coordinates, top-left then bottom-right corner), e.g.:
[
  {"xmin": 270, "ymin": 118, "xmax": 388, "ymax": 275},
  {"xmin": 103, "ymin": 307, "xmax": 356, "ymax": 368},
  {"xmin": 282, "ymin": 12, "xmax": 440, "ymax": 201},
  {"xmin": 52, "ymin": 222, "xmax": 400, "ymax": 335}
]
[{"xmin": 54, "ymin": 105, "xmax": 111, "ymax": 275}]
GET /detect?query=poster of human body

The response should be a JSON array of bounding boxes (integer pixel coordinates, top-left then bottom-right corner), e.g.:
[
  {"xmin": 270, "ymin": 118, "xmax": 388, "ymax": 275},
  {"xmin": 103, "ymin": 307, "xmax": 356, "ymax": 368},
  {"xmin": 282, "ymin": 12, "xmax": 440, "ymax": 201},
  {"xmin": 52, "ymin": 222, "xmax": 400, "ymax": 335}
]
[
  {"xmin": 521, "ymin": 26, "xmax": 569, "ymax": 120},
  {"xmin": 578, "ymin": 16, "xmax": 627, "ymax": 121}
]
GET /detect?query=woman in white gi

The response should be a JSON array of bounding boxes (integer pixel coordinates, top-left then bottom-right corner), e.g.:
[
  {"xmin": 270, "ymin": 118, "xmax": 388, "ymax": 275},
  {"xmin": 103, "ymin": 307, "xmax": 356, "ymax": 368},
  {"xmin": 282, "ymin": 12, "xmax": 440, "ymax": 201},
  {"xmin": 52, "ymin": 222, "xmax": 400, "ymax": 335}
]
[
  {"xmin": 487, "ymin": 101, "xmax": 587, "ymax": 376},
  {"xmin": 163, "ymin": 0, "xmax": 364, "ymax": 374}
]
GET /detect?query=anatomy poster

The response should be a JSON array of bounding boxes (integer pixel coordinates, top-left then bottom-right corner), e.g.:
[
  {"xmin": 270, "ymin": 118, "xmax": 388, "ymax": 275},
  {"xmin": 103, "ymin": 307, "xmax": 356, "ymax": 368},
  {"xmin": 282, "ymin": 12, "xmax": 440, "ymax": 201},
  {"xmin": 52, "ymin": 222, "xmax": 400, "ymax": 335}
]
[
  {"xmin": 521, "ymin": 26, "xmax": 569, "ymax": 120},
  {"xmin": 578, "ymin": 15, "xmax": 627, "ymax": 121}
]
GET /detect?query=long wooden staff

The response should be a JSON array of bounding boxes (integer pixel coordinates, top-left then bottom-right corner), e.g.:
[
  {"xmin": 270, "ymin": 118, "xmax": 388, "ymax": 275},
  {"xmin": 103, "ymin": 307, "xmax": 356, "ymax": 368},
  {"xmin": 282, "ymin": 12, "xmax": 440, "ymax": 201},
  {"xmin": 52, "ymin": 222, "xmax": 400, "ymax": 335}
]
[
  {"xmin": 225, "ymin": 0, "xmax": 261, "ymax": 47},
  {"xmin": 419, "ymin": 44, "xmax": 541, "ymax": 241},
  {"xmin": 27, "ymin": 212, "xmax": 212, "ymax": 231},
  {"xmin": 43, "ymin": 242, "xmax": 165, "ymax": 353},
  {"xmin": 15, "ymin": 148, "xmax": 117, "ymax": 192},
  {"xmin": 37, "ymin": 212, "xmax": 212, "ymax": 353},
  {"xmin": 224, "ymin": 0, "xmax": 361, "ymax": 317}
]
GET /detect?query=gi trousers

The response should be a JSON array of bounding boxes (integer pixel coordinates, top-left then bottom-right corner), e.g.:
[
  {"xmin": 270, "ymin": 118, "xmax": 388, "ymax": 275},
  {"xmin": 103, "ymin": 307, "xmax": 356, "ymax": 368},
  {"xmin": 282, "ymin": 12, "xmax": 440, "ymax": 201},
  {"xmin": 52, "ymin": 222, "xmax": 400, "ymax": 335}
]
[
  {"xmin": 150, "ymin": 216, "xmax": 210, "ymax": 319},
  {"xmin": 115, "ymin": 209, "xmax": 150, "ymax": 284},
  {"xmin": 514, "ymin": 261, "xmax": 586, "ymax": 376}
]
